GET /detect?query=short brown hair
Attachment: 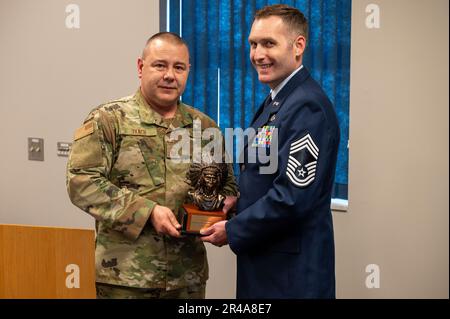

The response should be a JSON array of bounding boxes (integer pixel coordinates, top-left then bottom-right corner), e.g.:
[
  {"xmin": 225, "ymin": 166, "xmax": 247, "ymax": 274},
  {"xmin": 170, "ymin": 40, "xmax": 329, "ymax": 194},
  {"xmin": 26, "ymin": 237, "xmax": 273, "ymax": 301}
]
[
  {"xmin": 255, "ymin": 4, "xmax": 308, "ymax": 41},
  {"xmin": 142, "ymin": 32, "xmax": 189, "ymax": 58}
]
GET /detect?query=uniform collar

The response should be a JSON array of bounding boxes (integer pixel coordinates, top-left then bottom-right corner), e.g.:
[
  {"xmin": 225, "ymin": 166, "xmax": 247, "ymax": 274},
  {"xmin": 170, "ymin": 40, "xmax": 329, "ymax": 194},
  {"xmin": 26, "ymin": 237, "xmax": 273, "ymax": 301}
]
[
  {"xmin": 249, "ymin": 66, "xmax": 311, "ymax": 130},
  {"xmin": 271, "ymin": 66, "xmax": 310, "ymax": 105},
  {"xmin": 135, "ymin": 89, "xmax": 193, "ymax": 128},
  {"xmin": 270, "ymin": 65, "xmax": 303, "ymax": 100}
]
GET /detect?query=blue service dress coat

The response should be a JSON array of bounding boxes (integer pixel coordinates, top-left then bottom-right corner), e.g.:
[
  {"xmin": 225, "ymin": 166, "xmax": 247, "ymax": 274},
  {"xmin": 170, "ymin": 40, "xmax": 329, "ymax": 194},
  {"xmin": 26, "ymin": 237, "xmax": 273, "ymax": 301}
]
[{"xmin": 226, "ymin": 67, "xmax": 340, "ymax": 299}]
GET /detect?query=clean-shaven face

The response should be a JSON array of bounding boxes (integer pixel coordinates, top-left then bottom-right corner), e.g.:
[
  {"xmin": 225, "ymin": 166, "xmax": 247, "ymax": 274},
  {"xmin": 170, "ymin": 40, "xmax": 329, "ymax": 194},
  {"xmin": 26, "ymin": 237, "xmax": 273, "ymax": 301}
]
[
  {"xmin": 249, "ymin": 16, "xmax": 302, "ymax": 89},
  {"xmin": 138, "ymin": 39, "xmax": 190, "ymax": 110}
]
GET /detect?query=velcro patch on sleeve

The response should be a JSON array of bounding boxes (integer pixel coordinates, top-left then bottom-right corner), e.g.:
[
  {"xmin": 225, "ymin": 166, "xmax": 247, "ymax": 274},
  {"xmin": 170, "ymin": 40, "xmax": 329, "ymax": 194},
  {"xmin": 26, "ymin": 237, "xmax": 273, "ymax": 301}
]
[{"xmin": 74, "ymin": 121, "xmax": 94, "ymax": 141}]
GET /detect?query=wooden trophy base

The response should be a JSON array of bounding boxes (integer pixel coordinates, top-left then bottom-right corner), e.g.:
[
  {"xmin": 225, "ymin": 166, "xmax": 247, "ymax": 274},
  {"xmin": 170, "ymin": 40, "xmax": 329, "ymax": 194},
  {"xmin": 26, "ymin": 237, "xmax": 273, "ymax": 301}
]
[{"xmin": 180, "ymin": 203, "xmax": 226, "ymax": 235}]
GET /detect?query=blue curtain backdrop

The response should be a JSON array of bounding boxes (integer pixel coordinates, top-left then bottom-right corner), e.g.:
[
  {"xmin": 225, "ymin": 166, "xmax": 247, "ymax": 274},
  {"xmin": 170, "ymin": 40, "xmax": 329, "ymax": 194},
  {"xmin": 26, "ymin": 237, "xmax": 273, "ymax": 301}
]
[{"xmin": 167, "ymin": 0, "xmax": 350, "ymax": 199}]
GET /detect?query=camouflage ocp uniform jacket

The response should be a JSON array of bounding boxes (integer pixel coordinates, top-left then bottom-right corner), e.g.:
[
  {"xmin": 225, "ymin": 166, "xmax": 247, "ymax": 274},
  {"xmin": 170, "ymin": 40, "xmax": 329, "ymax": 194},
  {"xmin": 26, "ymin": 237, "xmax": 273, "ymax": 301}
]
[{"xmin": 66, "ymin": 89, "xmax": 238, "ymax": 290}]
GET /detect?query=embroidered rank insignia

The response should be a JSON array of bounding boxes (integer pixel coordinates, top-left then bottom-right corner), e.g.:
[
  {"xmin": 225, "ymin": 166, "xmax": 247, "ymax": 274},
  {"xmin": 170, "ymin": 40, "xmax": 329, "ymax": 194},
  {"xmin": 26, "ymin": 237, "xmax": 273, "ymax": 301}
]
[
  {"xmin": 286, "ymin": 133, "xmax": 319, "ymax": 187},
  {"xmin": 252, "ymin": 125, "xmax": 276, "ymax": 148}
]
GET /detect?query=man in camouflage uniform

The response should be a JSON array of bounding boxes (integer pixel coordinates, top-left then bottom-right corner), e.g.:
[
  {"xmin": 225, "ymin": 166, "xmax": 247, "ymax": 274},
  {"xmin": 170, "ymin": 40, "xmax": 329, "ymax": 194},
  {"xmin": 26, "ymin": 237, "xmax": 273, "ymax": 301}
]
[{"xmin": 66, "ymin": 32, "xmax": 238, "ymax": 299}]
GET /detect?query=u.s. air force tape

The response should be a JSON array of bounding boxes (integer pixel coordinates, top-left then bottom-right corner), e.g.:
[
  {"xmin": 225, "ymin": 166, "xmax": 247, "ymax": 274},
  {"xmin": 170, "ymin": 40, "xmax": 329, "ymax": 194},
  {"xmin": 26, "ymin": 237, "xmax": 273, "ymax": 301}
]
[{"xmin": 286, "ymin": 133, "xmax": 319, "ymax": 187}]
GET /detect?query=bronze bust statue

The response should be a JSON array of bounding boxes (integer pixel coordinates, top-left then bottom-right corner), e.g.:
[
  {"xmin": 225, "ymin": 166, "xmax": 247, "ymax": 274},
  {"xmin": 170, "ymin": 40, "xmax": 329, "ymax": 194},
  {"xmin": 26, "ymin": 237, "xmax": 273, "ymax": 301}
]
[{"xmin": 186, "ymin": 161, "xmax": 228, "ymax": 211}]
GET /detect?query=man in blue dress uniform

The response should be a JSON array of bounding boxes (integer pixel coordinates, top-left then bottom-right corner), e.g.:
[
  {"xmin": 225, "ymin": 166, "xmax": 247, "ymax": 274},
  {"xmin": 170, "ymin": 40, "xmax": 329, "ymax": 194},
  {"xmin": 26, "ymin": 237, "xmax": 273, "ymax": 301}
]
[{"xmin": 201, "ymin": 4, "xmax": 340, "ymax": 299}]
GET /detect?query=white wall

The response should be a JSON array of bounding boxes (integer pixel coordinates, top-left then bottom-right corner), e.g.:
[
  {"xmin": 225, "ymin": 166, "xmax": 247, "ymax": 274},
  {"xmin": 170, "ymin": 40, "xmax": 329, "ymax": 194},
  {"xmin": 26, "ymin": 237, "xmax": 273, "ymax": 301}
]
[{"xmin": 0, "ymin": 0, "xmax": 159, "ymax": 228}]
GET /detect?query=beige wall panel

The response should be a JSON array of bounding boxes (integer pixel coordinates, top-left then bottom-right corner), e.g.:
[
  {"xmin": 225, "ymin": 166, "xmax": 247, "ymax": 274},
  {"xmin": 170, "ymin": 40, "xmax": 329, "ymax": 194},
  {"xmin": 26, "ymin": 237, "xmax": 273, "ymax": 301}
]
[{"xmin": 335, "ymin": 0, "xmax": 449, "ymax": 298}]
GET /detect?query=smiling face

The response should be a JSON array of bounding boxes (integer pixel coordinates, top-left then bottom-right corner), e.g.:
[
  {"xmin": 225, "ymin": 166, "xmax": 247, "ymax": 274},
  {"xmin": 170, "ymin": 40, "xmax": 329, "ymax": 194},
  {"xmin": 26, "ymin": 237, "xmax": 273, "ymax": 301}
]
[
  {"xmin": 248, "ymin": 16, "xmax": 305, "ymax": 89},
  {"xmin": 137, "ymin": 38, "xmax": 190, "ymax": 115}
]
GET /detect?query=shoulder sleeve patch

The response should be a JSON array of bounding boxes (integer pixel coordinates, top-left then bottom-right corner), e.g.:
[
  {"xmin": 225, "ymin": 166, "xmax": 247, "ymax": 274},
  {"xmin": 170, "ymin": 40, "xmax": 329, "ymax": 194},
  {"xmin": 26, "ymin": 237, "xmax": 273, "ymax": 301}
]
[
  {"xmin": 286, "ymin": 133, "xmax": 319, "ymax": 188},
  {"xmin": 69, "ymin": 120, "xmax": 103, "ymax": 169},
  {"xmin": 74, "ymin": 121, "xmax": 94, "ymax": 141}
]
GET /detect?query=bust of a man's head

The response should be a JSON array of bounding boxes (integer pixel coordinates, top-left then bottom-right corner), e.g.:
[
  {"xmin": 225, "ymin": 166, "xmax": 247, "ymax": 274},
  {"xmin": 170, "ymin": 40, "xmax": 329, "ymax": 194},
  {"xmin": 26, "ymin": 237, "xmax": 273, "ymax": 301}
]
[
  {"xmin": 186, "ymin": 160, "xmax": 228, "ymax": 211},
  {"xmin": 199, "ymin": 166, "xmax": 222, "ymax": 194}
]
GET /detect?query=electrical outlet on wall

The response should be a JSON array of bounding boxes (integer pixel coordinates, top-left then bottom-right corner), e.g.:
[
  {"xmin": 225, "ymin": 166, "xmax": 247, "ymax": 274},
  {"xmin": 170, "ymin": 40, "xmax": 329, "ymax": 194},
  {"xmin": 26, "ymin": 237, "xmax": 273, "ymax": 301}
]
[{"xmin": 28, "ymin": 137, "xmax": 44, "ymax": 161}]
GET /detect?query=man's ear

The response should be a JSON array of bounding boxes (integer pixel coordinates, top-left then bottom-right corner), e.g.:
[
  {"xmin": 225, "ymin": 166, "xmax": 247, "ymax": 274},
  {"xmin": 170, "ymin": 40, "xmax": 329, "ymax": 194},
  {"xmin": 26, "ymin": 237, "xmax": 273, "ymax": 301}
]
[
  {"xmin": 294, "ymin": 35, "xmax": 306, "ymax": 57},
  {"xmin": 137, "ymin": 57, "xmax": 144, "ymax": 79}
]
